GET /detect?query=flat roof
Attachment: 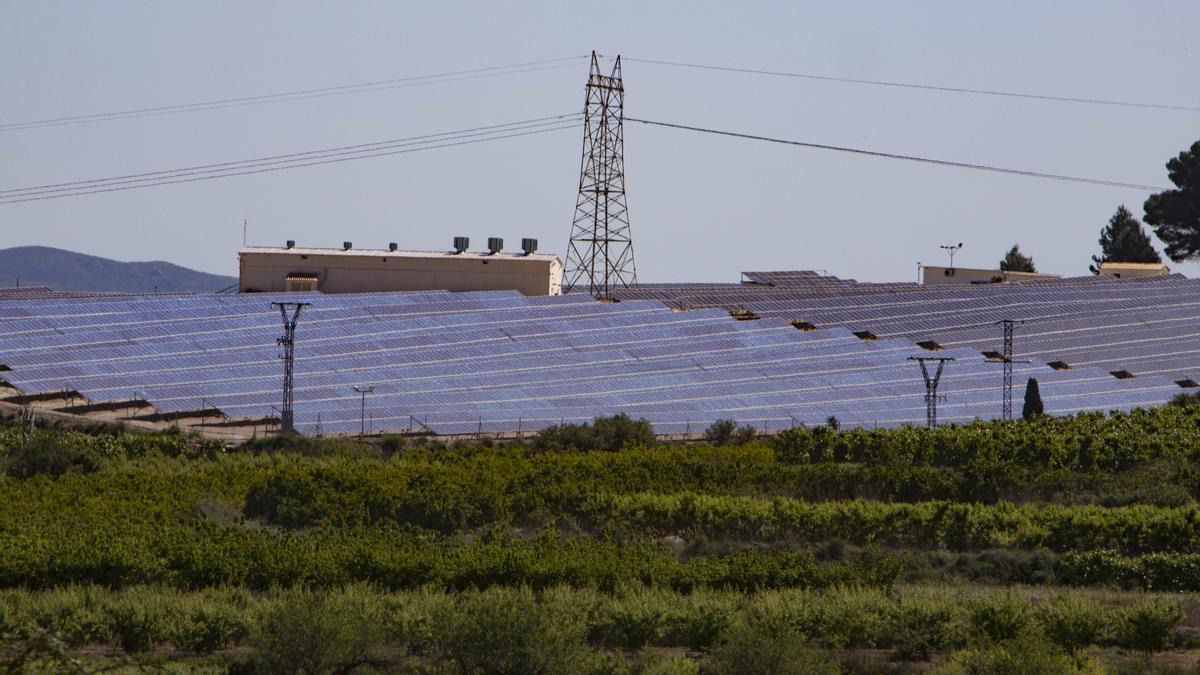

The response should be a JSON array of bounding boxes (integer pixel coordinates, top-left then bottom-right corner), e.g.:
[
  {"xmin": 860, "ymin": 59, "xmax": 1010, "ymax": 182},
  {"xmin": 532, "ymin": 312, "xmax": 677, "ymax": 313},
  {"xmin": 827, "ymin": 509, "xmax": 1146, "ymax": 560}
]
[
  {"xmin": 1098, "ymin": 261, "xmax": 1169, "ymax": 270},
  {"xmin": 240, "ymin": 245, "xmax": 561, "ymax": 264}
]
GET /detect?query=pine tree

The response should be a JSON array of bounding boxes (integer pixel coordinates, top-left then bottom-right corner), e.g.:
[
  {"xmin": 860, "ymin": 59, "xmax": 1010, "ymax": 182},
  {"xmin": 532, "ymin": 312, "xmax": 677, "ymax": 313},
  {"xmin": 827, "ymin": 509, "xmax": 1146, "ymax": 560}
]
[
  {"xmin": 1090, "ymin": 205, "xmax": 1162, "ymax": 273},
  {"xmin": 1022, "ymin": 378, "xmax": 1044, "ymax": 420},
  {"xmin": 999, "ymin": 245, "xmax": 1036, "ymax": 273},
  {"xmin": 1144, "ymin": 140, "xmax": 1200, "ymax": 262}
]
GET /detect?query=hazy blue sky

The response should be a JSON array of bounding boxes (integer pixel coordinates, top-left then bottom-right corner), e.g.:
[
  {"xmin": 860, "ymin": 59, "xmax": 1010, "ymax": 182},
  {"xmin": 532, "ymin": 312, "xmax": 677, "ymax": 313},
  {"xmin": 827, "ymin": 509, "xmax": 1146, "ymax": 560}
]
[{"xmin": 2, "ymin": 1, "xmax": 1198, "ymax": 282}]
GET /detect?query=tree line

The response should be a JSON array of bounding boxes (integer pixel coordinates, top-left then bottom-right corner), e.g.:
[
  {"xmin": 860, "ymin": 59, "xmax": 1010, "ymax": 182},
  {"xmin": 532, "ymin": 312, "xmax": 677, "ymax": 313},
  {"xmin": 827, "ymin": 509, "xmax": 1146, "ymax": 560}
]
[{"xmin": 992, "ymin": 140, "xmax": 1199, "ymax": 275}]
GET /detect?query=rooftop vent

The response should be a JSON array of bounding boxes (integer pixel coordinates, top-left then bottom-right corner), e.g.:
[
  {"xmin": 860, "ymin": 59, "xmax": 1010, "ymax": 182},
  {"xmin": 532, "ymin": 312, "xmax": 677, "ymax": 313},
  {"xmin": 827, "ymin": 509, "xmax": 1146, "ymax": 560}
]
[
  {"xmin": 285, "ymin": 240, "xmax": 295, "ymax": 249},
  {"xmin": 852, "ymin": 330, "xmax": 878, "ymax": 341},
  {"xmin": 916, "ymin": 340, "xmax": 943, "ymax": 351},
  {"xmin": 521, "ymin": 238, "xmax": 538, "ymax": 256},
  {"xmin": 1110, "ymin": 369, "xmax": 1135, "ymax": 380},
  {"xmin": 729, "ymin": 309, "xmax": 760, "ymax": 321},
  {"xmin": 342, "ymin": 241, "xmax": 353, "ymax": 250},
  {"xmin": 1047, "ymin": 361, "xmax": 1071, "ymax": 371},
  {"xmin": 487, "ymin": 237, "xmax": 504, "ymax": 255},
  {"xmin": 388, "ymin": 242, "xmax": 398, "ymax": 252},
  {"xmin": 1176, "ymin": 379, "xmax": 1199, "ymax": 388},
  {"xmin": 452, "ymin": 236, "xmax": 469, "ymax": 254},
  {"xmin": 981, "ymin": 350, "xmax": 1004, "ymax": 360},
  {"xmin": 789, "ymin": 320, "xmax": 817, "ymax": 331}
]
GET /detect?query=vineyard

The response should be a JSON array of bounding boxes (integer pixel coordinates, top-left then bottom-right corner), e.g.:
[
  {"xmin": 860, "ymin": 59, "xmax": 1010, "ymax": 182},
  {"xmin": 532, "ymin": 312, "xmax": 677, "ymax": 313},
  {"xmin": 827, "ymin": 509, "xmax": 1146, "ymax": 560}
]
[{"xmin": 3, "ymin": 407, "xmax": 1200, "ymax": 672}]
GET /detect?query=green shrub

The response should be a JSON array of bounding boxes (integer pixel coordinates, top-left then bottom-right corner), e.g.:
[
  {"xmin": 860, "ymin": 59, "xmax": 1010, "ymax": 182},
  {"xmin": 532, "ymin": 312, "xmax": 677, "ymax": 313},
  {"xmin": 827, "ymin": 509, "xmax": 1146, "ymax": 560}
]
[
  {"xmin": 532, "ymin": 414, "xmax": 656, "ymax": 452},
  {"xmin": 4, "ymin": 434, "xmax": 102, "ymax": 478},
  {"xmin": 175, "ymin": 605, "xmax": 250, "ymax": 654},
  {"xmin": 936, "ymin": 632, "xmax": 1102, "ymax": 675},
  {"xmin": 430, "ymin": 586, "xmax": 591, "ymax": 674},
  {"xmin": 102, "ymin": 602, "xmax": 166, "ymax": 654},
  {"xmin": 705, "ymin": 620, "xmax": 838, "ymax": 675},
  {"xmin": 704, "ymin": 420, "xmax": 737, "ymax": 445},
  {"xmin": 1115, "ymin": 598, "xmax": 1183, "ymax": 653},
  {"xmin": 250, "ymin": 589, "xmax": 384, "ymax": 674},
  {"xmin": 966, "ymin": 592, "xmax": 1030, "ymax": 644},
  {"xmin": 887, "ymin": 596, "xmax": 957, "ymax": 660},
  {"xmin": 1034, "ymin": 595, "xmax": 1106, "ymax": 654}
]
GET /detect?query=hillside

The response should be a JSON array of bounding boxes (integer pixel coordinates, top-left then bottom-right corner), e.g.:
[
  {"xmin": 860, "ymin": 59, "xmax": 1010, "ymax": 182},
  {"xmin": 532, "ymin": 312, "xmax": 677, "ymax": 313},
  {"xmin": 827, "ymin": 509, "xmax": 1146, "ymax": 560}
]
[{"xmin": 0, "ymin": 246, "xmax": 235, "ymax": 293}]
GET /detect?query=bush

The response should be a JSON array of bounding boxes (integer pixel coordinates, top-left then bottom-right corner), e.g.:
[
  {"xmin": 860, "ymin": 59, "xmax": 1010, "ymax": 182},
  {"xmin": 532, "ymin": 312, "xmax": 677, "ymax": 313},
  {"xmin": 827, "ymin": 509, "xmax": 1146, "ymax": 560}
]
[
  {"xmin": 250, "ymin": 589, "xmax": 384, "ymax": 674},
  {"xmin": 704, "ymin": 420, "xmax": 737, "ymax": 445},
  {"xmin": 1035, "ymin": 595, "xmax": 1106, "ymax": 654},
  {"xmin": 532, "ymin": 414, "xmax": 655, "ymax": 452},
  {"xmin": 966, "ymin": 593, "xmax": 1030, "ymax": 644},
  {"xmin": 705, "ymin": 620, "xmax": 839, "ymax": 675},
  {"xmin": 937, "ymin": 632, "xmax": 1102, "ymax": 675},
  {"xmin": 4, "ymin": 435, "xmax": 102, "ymax": 478},
  {"xmin": 430, "ymin": 587, "xmax": 591, "ymax": 674},
  {"xmin": 175, "ymin": 605, "xmax": 250, "ymax": 654},
  {"xmin": 103, "ymin": 602, "xmax": 166, "ymax": 654},
  {"xmin": 887, "ymin": 596, "xmax": 956, "ymax": 660},
  {"xmin": 1116, "ymin": 599, "xmax": 1183, "ymax": 653}
]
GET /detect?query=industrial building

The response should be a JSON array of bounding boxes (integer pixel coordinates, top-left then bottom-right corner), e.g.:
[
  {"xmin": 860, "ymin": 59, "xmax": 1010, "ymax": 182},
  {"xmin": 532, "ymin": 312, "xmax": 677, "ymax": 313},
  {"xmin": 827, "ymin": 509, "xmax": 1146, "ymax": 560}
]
[
  {"xmin": 919, "ymin": 265, "xmax": 1060, "ymax": 285},
  {"xmin": 239, "ymin": 238, "xmax": 563, "ymax": 296}
]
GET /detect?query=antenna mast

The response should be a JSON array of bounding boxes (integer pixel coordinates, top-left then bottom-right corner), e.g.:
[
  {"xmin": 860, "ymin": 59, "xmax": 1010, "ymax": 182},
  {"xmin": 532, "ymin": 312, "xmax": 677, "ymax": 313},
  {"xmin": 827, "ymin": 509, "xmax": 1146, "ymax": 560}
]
[
  {"xmin": 909, "ymin": 356, "xmax": 955, "ymax": 428},
  {"xmin": 272, "ymin": 301, "xmax": 310, "ymax": 434},
  {"xmin": 564, "ymin": 51, "xmax": 637, "ymax": 299}
]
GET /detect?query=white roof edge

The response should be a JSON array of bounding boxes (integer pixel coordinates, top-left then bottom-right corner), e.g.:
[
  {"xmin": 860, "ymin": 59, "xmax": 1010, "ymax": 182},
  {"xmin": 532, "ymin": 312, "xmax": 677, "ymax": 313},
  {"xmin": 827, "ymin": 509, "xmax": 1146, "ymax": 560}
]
[{"xmin": 239, "ymin": 246, "xmax": 562, "ymax": 264}]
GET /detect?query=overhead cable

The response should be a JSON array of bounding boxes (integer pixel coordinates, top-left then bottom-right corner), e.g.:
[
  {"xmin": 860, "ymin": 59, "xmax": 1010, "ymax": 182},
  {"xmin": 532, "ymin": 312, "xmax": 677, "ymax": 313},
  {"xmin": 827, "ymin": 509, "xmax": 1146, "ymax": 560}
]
[
  {"xmin": 624, "ymin": 57, "xmax": 1200, "ymax": 113},
  {"xmin": 0, "ymin": 56, "xmax": 589, "ymax": 131},
  {"xmin": 625, "ymin": 117, "xmax": 1169, "ymax": 191},
  {"xmin": 0, "ymin": 116, "xmax": 581, "ymax": 204}
]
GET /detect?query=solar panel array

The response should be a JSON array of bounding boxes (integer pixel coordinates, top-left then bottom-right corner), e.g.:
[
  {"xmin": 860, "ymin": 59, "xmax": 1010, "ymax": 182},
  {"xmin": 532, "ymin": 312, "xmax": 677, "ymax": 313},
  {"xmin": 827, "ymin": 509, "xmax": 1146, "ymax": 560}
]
[
  {"xmin": 0, "ymin": 278, "xmax": 1186, "ymax": 437},
  {"xmin": 619, "ymin": 272, "xmax": 1200, "ymax": 385}
]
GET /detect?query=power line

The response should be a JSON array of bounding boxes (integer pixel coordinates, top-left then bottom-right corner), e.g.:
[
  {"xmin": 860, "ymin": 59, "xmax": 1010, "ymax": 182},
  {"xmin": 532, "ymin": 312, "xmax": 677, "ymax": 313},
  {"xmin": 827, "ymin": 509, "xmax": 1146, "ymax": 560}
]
[
  {"xmin": 625, "ymin": 117, "xmax": 1169, "ymax": 192},
  {"xmin": 0, "ymin": 56, "xmax": 589, "ymax": 131},
  {"xmin": 624, "ymin": 56, "xmax": 1200, "ymax": 114},
  {"xmin": 0, "ymin": 118, "xmax": 580, "ymax": 204},
  {"xmin": 0, "ymin": 114, "xmax": 581, "ymax": 198}
]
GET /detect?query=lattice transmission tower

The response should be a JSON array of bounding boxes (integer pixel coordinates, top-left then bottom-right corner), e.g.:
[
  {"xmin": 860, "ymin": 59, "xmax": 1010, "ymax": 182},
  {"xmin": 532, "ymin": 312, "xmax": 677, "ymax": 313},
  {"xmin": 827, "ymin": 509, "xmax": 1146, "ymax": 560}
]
[
  {"xmin": 996, "ymin": 319, "xmax": 1029, "ymax": 422},
  {"xmin": 909, "ymin": 356, "xmax": 955, "ymax": 428},
  {"xmin": 272, "ymin": 301, "xmax": 310, "ymax": 434},
  {"xmin": 564, "ymin": 51, "xmax": 637, "ymax": 299}
]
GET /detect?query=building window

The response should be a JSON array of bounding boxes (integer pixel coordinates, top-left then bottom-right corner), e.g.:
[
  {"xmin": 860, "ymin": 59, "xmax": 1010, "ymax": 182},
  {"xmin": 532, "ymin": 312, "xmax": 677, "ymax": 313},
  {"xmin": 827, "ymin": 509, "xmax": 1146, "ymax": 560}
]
[{"xmin": 286, "ymin": 274, "xmax": 319, "ymax": 292}]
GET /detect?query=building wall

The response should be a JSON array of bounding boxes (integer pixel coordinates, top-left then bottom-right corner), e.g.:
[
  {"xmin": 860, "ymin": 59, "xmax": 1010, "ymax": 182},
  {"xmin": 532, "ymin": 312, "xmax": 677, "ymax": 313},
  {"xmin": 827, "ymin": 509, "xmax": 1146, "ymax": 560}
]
[
  {"xmin": 921, "ymin": 266, "xmax": 1060, "ymax": 285},
  {"xmin": 239, "ymin": 250, "xmax": 563, "ymax": 296}
]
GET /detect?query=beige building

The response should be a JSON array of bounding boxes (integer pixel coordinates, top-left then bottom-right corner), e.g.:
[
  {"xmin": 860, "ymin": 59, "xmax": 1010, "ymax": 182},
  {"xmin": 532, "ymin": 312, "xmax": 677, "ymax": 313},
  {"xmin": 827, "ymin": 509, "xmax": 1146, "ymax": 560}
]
[
  {"xmin": 921, "ymin": 265, "xmax": 1061, "ymax": 286},
  {"xmin": 1096, "ymin": 261, "xmax": 1171, "ymax": 278},
  {"xmin": 239, "ymin": 240, "xmax": 563, "ymax": 296}
]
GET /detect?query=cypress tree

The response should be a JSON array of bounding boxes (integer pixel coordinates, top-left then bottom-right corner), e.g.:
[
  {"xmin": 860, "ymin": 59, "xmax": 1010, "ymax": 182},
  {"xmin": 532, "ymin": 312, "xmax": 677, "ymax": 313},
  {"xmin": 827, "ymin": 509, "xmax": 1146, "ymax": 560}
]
[{"xmin": 1022, "ymin": 378, "xmax": 1044, "ymax": 420}]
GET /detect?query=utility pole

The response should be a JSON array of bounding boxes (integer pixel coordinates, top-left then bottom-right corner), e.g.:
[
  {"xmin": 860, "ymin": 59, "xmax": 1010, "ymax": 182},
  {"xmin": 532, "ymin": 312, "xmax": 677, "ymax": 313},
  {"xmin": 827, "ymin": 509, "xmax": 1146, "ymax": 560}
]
[
  {"xmin": 272, "ymin": 302, "xmax": 310, "ymax": 434},
  {"xmin": 352, "ymin": 385, "xmax": 374, "ymax": 436},
  {"xmin": 564, "ymin": 51, "xmax": 637, "ymax": 299},
  {"xmin": 909, "ymin": 356, "xmax": 955, "ymax": 428},
  {"xmin": 995, "ymin": 319, "xmax": 1030, "ymax": 422}
]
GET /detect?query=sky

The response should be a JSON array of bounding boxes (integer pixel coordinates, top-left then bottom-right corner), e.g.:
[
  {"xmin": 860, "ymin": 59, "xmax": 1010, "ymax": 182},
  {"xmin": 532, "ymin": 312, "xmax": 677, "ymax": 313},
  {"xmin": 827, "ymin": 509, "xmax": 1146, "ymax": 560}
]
[{"xmin": 1, "ymin": 1, "xmax": 1198, "ymax": 283}]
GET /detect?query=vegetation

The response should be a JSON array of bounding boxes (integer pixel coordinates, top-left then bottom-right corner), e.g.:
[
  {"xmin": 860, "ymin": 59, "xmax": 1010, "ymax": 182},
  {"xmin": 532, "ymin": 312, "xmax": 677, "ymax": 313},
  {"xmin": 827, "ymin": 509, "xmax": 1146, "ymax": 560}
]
[
  {"xmin": 1144, "ymin": 139, "xmax": 1200, "ymax": 262},
  {"xmin": 998, "ymin": 244, "xmax": 1036, "ymax": 273},
  {"xmin": 4, "ymin": 407, "xmax": 1200, "ymax": 670},
  {"xmin": 1089, "ymin": 205, "xmax": 1162, "ymax": 273}
]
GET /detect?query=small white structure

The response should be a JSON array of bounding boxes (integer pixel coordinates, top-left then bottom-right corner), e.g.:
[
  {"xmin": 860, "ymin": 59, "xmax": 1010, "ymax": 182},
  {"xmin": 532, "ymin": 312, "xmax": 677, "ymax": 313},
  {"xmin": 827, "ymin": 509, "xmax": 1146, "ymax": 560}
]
[
  {"xmin": 921, "ymin": 265, "xmax": 1060, "ymax": 286},
  {"xmin": 239, "ymin": 240, "xmax": 563, "ymax": 296},
  {"xmin": 1096, "ymin": 261, "xmax": 1171, "ymax": 278}
]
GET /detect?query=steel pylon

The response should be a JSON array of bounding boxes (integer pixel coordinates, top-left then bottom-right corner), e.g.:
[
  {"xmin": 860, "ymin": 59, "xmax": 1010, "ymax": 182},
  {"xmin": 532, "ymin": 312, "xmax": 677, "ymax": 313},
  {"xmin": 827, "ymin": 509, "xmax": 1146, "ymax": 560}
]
[{"xmin": 564, "ymin": 51, "xmax": 637, "ymax": 299}]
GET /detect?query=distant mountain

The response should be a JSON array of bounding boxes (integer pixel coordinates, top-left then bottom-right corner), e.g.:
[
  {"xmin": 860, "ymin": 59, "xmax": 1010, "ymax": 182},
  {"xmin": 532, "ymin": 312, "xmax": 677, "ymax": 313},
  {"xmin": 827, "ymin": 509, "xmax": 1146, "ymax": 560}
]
[{"xmin": 0, "ymin": 246, "xmax": 236, "ymax": 293}]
